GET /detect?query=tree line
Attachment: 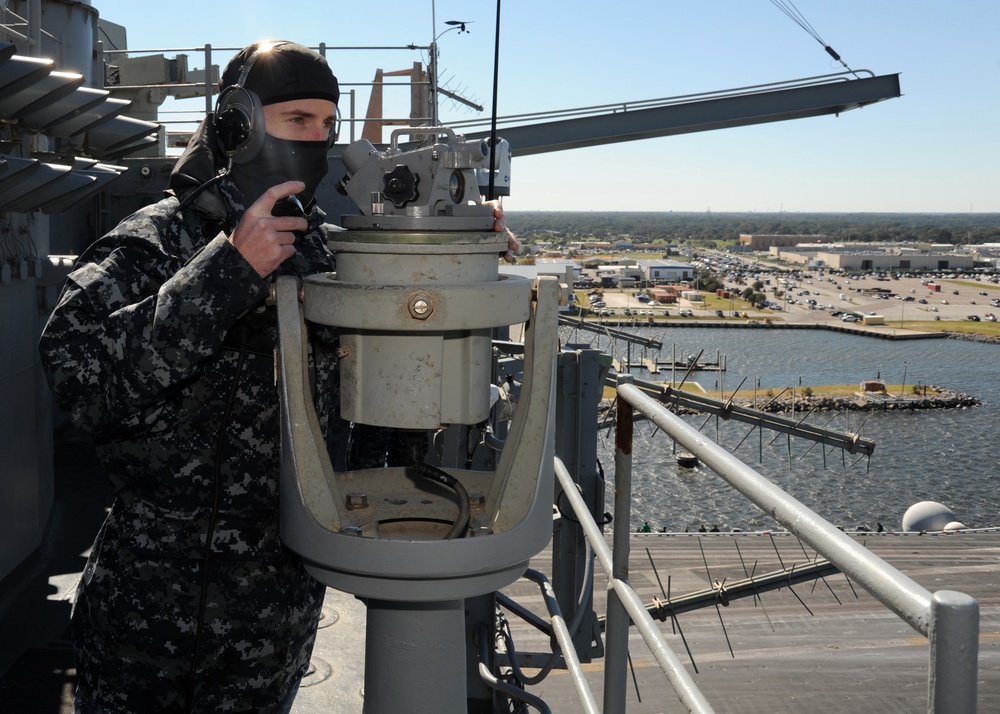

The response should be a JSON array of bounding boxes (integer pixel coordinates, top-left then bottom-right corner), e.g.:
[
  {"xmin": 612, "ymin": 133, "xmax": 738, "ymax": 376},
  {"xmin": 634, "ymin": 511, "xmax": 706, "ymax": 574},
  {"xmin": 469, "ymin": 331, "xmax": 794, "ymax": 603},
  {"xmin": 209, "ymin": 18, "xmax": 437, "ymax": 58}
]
[{"xmin": 506, "ymin": 211, "xmax": 1000, "ymax": 247}]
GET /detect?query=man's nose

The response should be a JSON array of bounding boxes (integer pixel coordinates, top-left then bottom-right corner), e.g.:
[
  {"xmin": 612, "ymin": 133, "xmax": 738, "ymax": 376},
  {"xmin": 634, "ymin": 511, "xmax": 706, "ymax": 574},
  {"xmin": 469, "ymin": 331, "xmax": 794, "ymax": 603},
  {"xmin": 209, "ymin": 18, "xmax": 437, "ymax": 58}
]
[{"xmin": 308, "ymin": 123, "xmax": 331, "ymax": 142}]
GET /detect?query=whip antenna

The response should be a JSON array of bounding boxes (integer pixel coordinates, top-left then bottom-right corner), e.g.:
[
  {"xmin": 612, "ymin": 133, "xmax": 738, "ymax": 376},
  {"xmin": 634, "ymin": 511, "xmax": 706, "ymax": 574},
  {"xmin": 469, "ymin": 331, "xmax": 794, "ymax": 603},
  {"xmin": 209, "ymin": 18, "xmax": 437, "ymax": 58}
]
[{"xmin": 487, "ymin": 0, "xmax": 502, "ymax": 200}]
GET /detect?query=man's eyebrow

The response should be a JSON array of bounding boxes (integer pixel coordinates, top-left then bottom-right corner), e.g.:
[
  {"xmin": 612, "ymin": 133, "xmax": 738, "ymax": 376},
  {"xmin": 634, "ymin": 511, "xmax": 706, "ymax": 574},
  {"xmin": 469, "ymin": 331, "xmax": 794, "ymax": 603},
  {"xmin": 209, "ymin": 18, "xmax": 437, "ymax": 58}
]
[{"xmin": 279, "ymin": 107, "xmax": 337, "ymax": 122}]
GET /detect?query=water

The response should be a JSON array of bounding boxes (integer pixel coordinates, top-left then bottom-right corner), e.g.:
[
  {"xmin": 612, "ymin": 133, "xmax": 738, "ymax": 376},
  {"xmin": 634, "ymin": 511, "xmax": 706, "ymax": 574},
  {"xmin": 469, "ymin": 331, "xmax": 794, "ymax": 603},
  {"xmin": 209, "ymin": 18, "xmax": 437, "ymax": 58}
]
[{"xmin": 563, "ymin": 326, "xmax": 999, "ymax": 533}]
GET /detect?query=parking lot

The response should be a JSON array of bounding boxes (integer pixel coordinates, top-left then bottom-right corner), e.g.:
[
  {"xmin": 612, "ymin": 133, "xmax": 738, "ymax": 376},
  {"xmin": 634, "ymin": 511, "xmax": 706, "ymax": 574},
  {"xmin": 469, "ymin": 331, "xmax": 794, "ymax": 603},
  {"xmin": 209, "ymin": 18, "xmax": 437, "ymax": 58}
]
[
  {"xmin": 762, "ymin": 273, "xmax": 1000, "ymax": 325},
  {"xmin": 581, "ymin": 274, "xmax": 1000, "ymax": 326}
]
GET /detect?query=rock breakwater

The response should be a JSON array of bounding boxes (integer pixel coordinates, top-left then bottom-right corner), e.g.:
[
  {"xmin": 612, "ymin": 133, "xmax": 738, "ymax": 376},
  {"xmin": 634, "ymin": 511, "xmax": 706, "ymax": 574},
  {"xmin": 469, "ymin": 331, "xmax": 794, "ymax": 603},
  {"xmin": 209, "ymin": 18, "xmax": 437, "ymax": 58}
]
[
  {"xmin": 602, "ymin": 386, "xmax": 981, "ymax": 417},
  {"xmin": 727, "ymin": 387, "xmax": 980, "ymax": 413}
]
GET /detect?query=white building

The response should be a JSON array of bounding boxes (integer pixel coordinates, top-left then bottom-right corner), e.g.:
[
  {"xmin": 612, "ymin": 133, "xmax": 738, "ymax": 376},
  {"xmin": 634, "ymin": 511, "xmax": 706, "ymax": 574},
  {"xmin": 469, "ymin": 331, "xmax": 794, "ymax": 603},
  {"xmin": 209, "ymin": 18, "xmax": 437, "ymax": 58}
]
[
  {"xmin": 500, "ymin": 262, "xmax": 577, "ymax": 311},
  {"xmin": 635, "ymin": 259, "xmax": 694, "ymax": 283}
]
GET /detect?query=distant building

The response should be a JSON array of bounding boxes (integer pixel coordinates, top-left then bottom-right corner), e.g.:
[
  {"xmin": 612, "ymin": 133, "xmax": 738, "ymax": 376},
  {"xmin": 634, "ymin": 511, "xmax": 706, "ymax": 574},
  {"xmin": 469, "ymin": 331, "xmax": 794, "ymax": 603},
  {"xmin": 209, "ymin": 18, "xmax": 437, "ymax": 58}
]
[
  {"xmin": 648, "ymin": 287, "xmax": 678, "ymax": 304},
  {"xmin": 569, "ymin": 241, "xmax": 613, "ymax": 252},
  {"xmin": 595, "ymin": 264, "xmax": 642, "ymax": 287},
  {"xmin": 500, "ymin": 262, "xmax": 577, "ymax": 312},
  {"xmin": 770, "ymin": 244, "xmax": 976, "ymax": 272},
  {"xmin": 535, "ymin": 258, "xmax": 582, "ymax": 282},
  {"xmin": 635, "ymin": 259, "xmax": 694, "ymax": 283},
  {"xmin": 739, "ymin": 234, "xmax": 826, "ymax": 250}
]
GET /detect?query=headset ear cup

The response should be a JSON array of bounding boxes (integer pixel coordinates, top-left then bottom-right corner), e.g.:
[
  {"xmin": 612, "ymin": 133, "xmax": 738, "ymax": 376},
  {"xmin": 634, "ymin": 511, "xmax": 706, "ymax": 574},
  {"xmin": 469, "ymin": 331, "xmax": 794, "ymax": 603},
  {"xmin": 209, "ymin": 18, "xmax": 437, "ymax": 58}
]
[{"xmin": 214, "ymin": 86, "xmax": 266, "ymax": 163}]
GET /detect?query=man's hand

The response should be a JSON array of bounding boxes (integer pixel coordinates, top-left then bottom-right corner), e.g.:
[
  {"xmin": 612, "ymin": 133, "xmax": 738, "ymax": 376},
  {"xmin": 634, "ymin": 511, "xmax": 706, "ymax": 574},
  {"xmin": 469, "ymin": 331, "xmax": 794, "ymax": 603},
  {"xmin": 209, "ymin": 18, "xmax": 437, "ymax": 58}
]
[
  {"xmin": 487, "ymin": 200, "xmax": 519, "ymax": 263},
  {"xmin": 229, "ymin": 181, "xmax": 308, "ymax": 278}
]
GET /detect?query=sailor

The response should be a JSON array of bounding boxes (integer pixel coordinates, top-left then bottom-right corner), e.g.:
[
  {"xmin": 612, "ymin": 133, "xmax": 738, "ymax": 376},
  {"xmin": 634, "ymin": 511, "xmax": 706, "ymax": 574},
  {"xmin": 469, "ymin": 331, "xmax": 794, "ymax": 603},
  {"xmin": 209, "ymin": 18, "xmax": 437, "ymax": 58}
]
[{"xmin": 39, "ymin": 40, "xmax": 512, "ymax": 714}]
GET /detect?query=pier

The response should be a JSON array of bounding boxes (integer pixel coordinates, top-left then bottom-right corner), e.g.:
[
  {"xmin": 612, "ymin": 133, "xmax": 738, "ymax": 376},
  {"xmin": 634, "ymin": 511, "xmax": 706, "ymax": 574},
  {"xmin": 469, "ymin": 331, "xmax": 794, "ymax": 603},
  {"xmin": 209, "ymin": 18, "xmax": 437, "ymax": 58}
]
[{"xmin": 614, "ymin": 354, "xmax": 726, "ymax": 375}]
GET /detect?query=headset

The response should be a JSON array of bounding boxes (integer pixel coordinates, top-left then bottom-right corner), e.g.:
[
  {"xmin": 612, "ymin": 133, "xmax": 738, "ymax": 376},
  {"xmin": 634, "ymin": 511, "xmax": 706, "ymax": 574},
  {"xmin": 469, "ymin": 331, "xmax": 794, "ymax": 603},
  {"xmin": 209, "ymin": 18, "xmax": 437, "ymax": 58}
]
[
  {"xmin": 213, "ymin": 41, "xmax": 340, "ymax": 165},
  {"xmin": 213, "ymin": 43, "xmax": 279, "ymax": 165}
]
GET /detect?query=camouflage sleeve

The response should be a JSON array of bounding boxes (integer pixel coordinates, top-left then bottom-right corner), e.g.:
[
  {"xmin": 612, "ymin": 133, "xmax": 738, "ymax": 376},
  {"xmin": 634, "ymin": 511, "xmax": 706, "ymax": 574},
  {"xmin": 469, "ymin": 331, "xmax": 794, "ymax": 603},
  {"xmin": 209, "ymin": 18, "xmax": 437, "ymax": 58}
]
[{"xmin": 39, "ymin": 220, "xmax": 269, "ymax": 436}]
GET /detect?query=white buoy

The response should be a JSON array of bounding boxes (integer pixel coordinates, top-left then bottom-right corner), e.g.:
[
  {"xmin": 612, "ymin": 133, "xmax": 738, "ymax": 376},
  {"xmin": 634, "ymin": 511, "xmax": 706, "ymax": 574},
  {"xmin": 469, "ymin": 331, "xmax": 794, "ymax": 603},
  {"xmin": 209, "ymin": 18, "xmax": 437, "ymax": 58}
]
[{"xmin": 901, "ymin": 501, "xmax": 957, "ymax": 532}]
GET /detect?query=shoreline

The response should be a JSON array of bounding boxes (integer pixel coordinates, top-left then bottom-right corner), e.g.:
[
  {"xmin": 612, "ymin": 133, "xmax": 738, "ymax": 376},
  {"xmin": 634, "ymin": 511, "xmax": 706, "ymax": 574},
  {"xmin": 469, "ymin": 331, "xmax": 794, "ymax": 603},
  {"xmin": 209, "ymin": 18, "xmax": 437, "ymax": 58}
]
[{"xmin": 568, "ymin": 313, "xmax": 1000, "ymax": 343}]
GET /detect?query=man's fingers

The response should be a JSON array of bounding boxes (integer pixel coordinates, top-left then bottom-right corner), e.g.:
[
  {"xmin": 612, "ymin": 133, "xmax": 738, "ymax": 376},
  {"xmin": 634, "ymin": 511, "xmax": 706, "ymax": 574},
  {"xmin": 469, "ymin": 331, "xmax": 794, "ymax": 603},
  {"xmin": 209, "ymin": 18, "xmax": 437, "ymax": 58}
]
[
  {"xmin": 270, "ymin": 215, "xmax": 308, "ymax": 234},
  {"xmin": 252, "ymin": 181, "xmax": 306, "ymax": 215}
]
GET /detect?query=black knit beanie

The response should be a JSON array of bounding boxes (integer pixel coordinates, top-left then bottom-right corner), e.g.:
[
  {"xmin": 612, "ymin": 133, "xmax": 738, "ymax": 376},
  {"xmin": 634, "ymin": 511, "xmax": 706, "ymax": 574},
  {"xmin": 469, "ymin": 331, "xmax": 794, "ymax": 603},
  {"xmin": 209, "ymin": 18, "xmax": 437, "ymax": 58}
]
[{"xmin": 220, "ymin": 41, "xmax": 340, "ymax": 106}]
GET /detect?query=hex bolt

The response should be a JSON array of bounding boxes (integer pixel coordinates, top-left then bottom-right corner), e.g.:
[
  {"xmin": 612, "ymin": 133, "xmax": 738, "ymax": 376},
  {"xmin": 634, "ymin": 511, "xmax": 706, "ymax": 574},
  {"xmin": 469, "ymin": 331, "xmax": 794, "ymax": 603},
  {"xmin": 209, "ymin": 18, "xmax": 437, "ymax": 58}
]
[
  {"xmin": 468, "ymin": 492, "xmax": 486, "ymax": 510},
  {"xmin": 345, "ymin": 492, "xmax": 369, "ymax": 510},
  {"xmin": 407, "ymin": 291, "xmax": 435, "ymax": 320},
  {"xmin": 339, "ymin": 526, "xmax": 363, "ymax": 537}
]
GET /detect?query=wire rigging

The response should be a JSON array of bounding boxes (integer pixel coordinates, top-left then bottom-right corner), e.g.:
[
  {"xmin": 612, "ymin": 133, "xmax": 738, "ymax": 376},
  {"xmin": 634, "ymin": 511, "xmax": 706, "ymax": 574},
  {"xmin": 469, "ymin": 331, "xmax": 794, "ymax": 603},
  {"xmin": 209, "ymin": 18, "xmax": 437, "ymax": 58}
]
[{"xmin": 768, "ymin": 0, "xmax": 859, "ymax": 78}]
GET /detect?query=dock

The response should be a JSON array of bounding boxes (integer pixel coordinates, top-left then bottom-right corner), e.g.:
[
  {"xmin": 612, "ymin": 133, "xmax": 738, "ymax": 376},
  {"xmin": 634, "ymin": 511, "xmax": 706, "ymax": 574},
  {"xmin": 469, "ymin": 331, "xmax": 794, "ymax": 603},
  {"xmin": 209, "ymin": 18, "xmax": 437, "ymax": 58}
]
[{"xmin": 613, "ymin": 356, "xmax": 726, "ymax": 374}]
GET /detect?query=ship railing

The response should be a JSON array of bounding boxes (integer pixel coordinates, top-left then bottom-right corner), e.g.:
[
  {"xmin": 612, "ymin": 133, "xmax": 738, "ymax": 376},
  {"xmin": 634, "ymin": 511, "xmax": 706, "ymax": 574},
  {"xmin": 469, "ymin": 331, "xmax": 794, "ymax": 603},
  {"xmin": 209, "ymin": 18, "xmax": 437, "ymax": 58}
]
[
  {"xmin": 554, "ymin": 456, "xmax": 717, "ymax": 714},
  {"xmin": 557, "ymin": 375, "xmax": 978, "ymax": 713},
  {"xmin": 98, "ymin": 43, "xmax": 881, "ymax": 151},
  {"xmin": 101, "ymin": 43, "xmax": 436, "ymax": 146}
]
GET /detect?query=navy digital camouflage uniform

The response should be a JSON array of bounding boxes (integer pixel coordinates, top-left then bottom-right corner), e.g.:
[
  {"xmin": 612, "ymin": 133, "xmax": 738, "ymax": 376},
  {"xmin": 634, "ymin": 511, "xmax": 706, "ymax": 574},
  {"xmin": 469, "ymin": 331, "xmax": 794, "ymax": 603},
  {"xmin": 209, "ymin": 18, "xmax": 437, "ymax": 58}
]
[{"xmin": 39, "ymin": 118, "xmax": 342, "ymax": 713}]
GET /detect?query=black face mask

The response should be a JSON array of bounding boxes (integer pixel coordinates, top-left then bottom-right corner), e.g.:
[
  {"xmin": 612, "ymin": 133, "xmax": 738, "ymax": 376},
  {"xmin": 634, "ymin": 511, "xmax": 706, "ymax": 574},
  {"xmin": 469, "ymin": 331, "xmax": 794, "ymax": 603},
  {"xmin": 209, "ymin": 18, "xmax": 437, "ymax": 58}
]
[{"xmin": 229, "ymin": 133, "xmax": 329, "ymax": 207}]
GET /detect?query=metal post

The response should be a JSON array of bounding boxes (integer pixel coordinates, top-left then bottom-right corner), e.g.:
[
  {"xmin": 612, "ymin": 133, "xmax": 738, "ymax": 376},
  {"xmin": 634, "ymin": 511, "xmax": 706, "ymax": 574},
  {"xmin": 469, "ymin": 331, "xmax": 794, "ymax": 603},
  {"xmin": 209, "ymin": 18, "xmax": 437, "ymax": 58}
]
[
  {"xmin": 203, "ymin": 44, "xmax": 213, "ymax": 116},
  {"xmin": 552, "ymin": 349, "xmax": 603, "ymax": 658},
  {"xmin": 929, "ymin": 590, "xmax": 979, "ymax": 714},
  {"xmin": 28, "ymin": 0, "xmax": 40, "ymax": 56},
  {"xmin": 363, "ymin": 598, "xmax": 468, "ymax": 713},
  {"xmin": 604, "ymin": 375, "xmax": 634, "ymax": 713},
  {"xmin": 429, "ymin": 40, "xmax": 437, "ymax": 126}
]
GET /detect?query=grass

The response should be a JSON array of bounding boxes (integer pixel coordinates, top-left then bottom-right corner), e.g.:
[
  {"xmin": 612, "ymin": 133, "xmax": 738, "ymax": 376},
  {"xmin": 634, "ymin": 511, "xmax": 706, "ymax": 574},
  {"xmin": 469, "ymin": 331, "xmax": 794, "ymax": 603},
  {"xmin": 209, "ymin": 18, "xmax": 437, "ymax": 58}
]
[
  {"xmin": 894, "ymin": 319, "xmax": 1000, "ymax": 337},
  {"xmin": 603, "ymin": 381, "xmax": 944, "ymax": 401},
  {"xmin": 710, "ymin": 383, "xmax": 944, "ymax": 400}
]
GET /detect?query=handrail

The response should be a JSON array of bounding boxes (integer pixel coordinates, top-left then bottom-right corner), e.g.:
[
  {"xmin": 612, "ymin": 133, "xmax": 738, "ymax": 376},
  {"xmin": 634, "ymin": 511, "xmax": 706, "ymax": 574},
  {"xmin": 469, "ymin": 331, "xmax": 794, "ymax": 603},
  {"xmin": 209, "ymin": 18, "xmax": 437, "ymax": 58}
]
[
  {"xmin": 614, "ymin": 378, "xmax": 979, "ymax": 713},
  {"xmin": 547, "ymin": 377, "xmax": 980, "ymax": 712},
  {"xmin": 95, "ymin": 44, "xmax": 885, "ymax": 150},
  {"xmin": 554, "ymin": 456, "xmax": 717, "ymax": 714},
  {"xmin": 98, "ymin": 42, "xmax": 433, "ymax": 142},
  {"xmin": 519, "ymin": 569, "xmax": 601, "ymax": 714}
]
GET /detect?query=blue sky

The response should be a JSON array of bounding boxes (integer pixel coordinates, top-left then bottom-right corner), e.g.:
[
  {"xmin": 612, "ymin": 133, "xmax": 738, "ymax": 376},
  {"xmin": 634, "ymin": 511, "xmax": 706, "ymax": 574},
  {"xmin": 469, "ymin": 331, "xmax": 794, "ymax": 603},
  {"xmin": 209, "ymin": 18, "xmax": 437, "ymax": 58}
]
[{"xmin": 95, "ymin": 1, "xmax": 999, "ymax": 214}]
